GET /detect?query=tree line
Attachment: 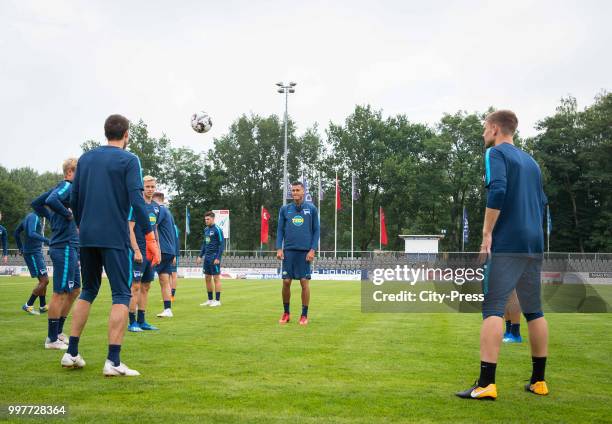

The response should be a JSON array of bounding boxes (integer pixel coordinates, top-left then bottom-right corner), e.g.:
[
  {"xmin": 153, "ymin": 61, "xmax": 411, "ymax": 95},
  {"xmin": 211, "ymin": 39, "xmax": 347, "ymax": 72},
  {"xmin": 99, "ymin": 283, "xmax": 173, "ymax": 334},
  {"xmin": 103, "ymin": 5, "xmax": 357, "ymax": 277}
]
[{"xmin": 1, "ymin": 92, "xmax": 610, "ymax": 253}]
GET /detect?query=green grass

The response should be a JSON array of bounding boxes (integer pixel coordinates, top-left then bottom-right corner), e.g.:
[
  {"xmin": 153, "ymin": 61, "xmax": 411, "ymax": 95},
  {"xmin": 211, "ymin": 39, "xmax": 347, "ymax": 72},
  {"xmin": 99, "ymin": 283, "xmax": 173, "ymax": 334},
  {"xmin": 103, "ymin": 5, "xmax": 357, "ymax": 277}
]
[{"xmin": 0, "ymin": 277, "xmax": 611, "ymax": 423}]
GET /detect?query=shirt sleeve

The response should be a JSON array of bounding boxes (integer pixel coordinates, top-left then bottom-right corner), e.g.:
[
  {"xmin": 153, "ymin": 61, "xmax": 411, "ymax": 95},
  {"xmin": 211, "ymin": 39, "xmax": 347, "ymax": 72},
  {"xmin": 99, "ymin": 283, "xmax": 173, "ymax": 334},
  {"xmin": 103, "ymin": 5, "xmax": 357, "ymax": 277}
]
[
  {"xmin": 485, "ymin": 147, "xmax": 507, "ymax": 210},
  {"xmin": 31, "ymin": 189, "xmax": 53, "ymax": 220},
  {"xmin": 71, "ymin": 164, "xmax": 80, "ymax": 225},
  {"xmin": 14, "ymin": 223, "xmax": 24, "ymax": 252},
  {"xmin": 199, "ymin": 231, "xmax": 206, "ymax": 258},
  {"xmin": 215, "ymin": 226, "xmax": 224, "ymax": 260},
  {"xmin": 26, "ymin": 215, "xmax": 49, "ymax": 244},
  {"xmin": 275, "ymin": 207, "xmax": 285, "ymax": 250},
  {"xmin": 310, "ymin": 206, "xmax": 320, "ymax": 251},
  {"xmin": 1, "ymin": 226, "xmax": 7, "ymax": 256},
  {"xmin": 45, "ymin": 182, "xmax": 73, "ymax": 218}
]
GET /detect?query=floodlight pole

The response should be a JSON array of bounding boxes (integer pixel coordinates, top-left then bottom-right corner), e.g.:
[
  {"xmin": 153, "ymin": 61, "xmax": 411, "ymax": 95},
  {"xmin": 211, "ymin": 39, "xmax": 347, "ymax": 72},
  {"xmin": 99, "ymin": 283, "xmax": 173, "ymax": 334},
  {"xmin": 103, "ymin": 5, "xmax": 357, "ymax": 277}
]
[{"xmin": 276, "ymin": 82, "xmax": 296, "ymax": 206}]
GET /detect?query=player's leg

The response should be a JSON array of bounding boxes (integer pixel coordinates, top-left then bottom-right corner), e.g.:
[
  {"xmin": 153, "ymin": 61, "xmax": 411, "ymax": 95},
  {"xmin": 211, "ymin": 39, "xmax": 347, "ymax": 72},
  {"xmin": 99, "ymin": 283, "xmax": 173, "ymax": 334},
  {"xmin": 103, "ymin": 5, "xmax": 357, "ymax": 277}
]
[
  {"xmin": 46, "ymin": 246, "xmax": 70, "ymax": 349},
  {"xmin": 128, "ymin": 282, "xmax": 141, "ymax": 332},
  {"xmin": 171, "ymin": 271, "xmax": 177, "ymax": 300},
  {"xmin": 201, "ymin": 261, "xmax": 214, "ymax": 305},
  {"xmin": 33, "ymin": 273, "xmax": 50, "ymax": 313},
  {"xmin": 136, "ymin": 260, "xmax": 158, "ymax": 330},
  {"xmin": 101, "ymin": 247, "xmax": 139, "ymax": 376},
  {"xmin": 298, "ymin": 250, "xmax": 312, "ymax": 325},
  {"xmin": 279, "ymin": 250, "xmax": 293, "ymax": 323},
  {"xmin": 156, "ymin": 271, "xmax": 173, "ymax": 317},
  {"xmin": 211, "ymin": 274, "xmax": 222, "ymax": 306},
  {"xmin": 457, "ymin": 255, "xmax": 524, "ymax": 400},
  {"xmin": 503, "ymin": 290, "xmax": 522, "ymax": 342},
  {"xmin": 62, "ymin": 247, "xmax": 103, "ymax": 369},
  {"xmin": 516, "ymin": 257, "xmax": 549, "ymax": 395},
  {"xmin": 22, "ymin": 254, "xmax": 48, "ymax": 315},
  {"xmin": 57, "ymin": 247, "xmax": 81, "ymax": 342}
]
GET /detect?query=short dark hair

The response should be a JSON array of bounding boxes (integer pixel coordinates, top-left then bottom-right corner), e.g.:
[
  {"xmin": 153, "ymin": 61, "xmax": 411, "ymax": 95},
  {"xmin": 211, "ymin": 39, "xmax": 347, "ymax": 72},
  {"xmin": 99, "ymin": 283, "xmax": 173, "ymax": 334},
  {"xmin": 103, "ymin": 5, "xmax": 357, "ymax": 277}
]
[
  {"xmin": 153, "ymin": 192, "xmax": 164, "ymax": 201},
  {"xmin": 485, "ymin": 110, "xmax": 518, "ymax": 136},
  {"xmin": 104, "ymin": 114, "xmax": 130, "ymax": 141},
  {"xmin": 204, "ymin": 211, "xmax": 215, "ymax": 218},
  {"xmin": 291, "ymin": 181, "xmax": 304, "ymax": 188}
]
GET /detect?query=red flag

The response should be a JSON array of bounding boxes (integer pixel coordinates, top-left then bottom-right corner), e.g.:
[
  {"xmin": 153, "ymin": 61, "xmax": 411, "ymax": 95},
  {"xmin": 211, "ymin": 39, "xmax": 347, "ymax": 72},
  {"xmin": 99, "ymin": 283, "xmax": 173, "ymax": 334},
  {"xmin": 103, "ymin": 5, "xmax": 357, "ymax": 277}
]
[
  {"xmin": 260, "ymin": 207, "xmax": 270, "ymax": 244},
  {"xmin": 380, "ymin": 207, "xmax": 388, "ymax": 246},
  {"xmin": 335, "ymin": 175, "xmax": 342, "ymax": 210}
]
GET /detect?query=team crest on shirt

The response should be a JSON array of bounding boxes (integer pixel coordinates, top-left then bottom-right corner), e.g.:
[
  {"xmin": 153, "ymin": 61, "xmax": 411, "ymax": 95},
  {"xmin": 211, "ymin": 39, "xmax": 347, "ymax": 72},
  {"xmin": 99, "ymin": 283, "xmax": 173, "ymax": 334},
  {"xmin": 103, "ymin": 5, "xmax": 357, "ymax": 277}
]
[
  {"xmin": 304, "ymin": 209, "xmax": 310, "ymax": 215},
  {"xmin": 205, "ymin": 236, "xmax": 211, "ymax": 243},
  {"xmin": 292, "ymin": 215, "xmax": 304, "ymax": 226}
]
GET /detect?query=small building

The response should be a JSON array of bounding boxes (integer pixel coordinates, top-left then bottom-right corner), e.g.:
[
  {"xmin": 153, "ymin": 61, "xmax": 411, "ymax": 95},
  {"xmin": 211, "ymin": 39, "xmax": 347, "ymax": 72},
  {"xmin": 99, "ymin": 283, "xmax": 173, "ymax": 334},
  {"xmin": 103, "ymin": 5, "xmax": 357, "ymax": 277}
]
[{"xmin": 398, "ymin": 235, "xmax": 445, "ymax": 254}]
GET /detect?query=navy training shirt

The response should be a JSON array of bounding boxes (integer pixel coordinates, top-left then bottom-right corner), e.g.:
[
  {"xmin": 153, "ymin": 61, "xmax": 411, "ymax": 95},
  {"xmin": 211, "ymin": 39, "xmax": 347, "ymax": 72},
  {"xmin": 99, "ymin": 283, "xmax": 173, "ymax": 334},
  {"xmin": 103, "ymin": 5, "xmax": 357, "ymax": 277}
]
[
  {"xmin": 199, "ymin": 224, "xmax": 224, "ymax": 260},
  {"xmin": 14, "ymin": 213, "xmax": 49, "ymax": 253},
  {"xmin": 130, "ymin": 200, "xmax": 159, "ymax": 252},
  {"xmin": 156, "ymin": 205, "xmax": 177, "ymax": 255},
  {"xmin": 485, "ymin": 143, "xmax": 547, "ymax": 253},
  {"xmin": 174, "ymin": 224, "xmax": 180, "ymax": 258},
  {"xmin": 276, "ymin": 201, "xmax": 320, "ymax": 251},
  {"xmin": 44, "ymin": 180, "xmax": 79, "ymax": 248},
  {"xmin": 71, "ymin": 145, "xmax": 145, "ymax": 250}
]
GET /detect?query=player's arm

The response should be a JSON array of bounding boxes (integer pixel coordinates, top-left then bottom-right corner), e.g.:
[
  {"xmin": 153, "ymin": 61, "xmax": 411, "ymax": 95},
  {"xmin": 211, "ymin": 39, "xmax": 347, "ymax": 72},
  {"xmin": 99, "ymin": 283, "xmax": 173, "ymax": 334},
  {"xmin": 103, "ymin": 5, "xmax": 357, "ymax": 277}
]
[
  {"xmin": 45, "ymin": 182, "xmax": 73, "ymax": 219},
  {"xmin": 126, "ymin": 156, "xmax": 160, "ymax": 264},
  {"xmin": 128, "ymin": 219, "xmax": 142, "ymax": 264},
  {"xmin": 307, "ymin": 206, "xmax": 320, "ymax": 262},
  {"xmin": 26, "ymin": 215, "xmax": 50, "ymax": 246},
  {"xmin": 481, "ymin": 148, "xmax": 506, "ymax": 259},
  {"xmin": 31, "ymin": 189, "xmax": 53, "ymax": 220},
  {"xmin": 214, "ymin": 226, "xmax": 224, "ymax": 264},
  {"xmin": 70, "ymin": 165, "xmax": 81, "ymax": 225},
  {"xmin": 196, "ymin": 234, "xmax": 205, "ymax": 265},
  {"xmin": 1, "ymin": 226, "xmax": 7, "ymax": 259},
  {"xmin": 276, "ymin": 207, "xmax": 285, "ymax": 259},
  {"xmin": 14, "ymin": 223, "xmax": 24, "ymax": 254}
]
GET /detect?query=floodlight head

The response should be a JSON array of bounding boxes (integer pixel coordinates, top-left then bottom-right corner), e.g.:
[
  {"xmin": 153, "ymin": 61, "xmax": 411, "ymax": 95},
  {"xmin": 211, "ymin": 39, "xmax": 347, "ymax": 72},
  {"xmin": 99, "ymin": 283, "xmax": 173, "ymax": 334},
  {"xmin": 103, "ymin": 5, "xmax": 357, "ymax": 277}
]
[
  {"xmin": 288, "ymin": 88, "xmax": 295, "ymax": 93},
  {"xmin": 276, "ymin": 82, "xmax": 284, "ymax": 87},
  {"xmin": 277, "ymin": 88, "xmax": 284, "ymax": 93},
  {"xmin": 289, "ymin": 82, "xmax": 297, "ymax": 86}
]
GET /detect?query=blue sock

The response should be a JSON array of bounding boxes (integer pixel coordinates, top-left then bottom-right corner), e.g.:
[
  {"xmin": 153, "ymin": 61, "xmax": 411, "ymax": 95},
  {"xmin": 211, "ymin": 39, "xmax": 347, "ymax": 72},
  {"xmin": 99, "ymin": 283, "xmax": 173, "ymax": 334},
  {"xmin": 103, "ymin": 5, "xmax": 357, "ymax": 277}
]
[
  {"xmin": 27, "ymin": 295, "xmax": 37, "ymax": 306},
  {"xmin": 505, "ymin": 320, "xmax": 511, "ymax": 334},
  {"xmin": 283, "ymin": 303, "xmax": 290, "ymax": 314},
  {"xmin": 302, "ymin": 305, "xmax": 308, "ymax": 317},
  {"xmin": 510, "ymin": 323, "xmax": 521, "ymax": 337},
  {"xmin": 67, "ymin": 336, "xmax": 79, "ymax": 356},
  {"xmin": 164, "ymin": 300, "xmax": 171, "ymax": 309},
  {"xmin": 58, "ymin": 316, "xmax": 66, "ymax": 334},
  {"xmin": 129, "ymin": 312, "xmax": 136, "ymax": 325},
  {"xmin": 48, "ymin": 318, "xmax": 59, "ymax": 342},
  {"xmin": 39, "ymin": 296, "xmax": 46, "ymax": 307},
  {"xmin": 207, "ymin": 291, "xmax": 213, "ymax": 300},
  {"xmin": 108, "ymin": 344, "xmax": 121, "ymax": 367},
  {"xmin": 171, "ymin": 288, "xmax": 176, "ymax": 297},
  {"xmin": 137, "ymin": 310, "xmax": 145, "ymax": 324},
  {"xmin": 215, "ymin": 292, "xmax": 221, "ymax": 301}
]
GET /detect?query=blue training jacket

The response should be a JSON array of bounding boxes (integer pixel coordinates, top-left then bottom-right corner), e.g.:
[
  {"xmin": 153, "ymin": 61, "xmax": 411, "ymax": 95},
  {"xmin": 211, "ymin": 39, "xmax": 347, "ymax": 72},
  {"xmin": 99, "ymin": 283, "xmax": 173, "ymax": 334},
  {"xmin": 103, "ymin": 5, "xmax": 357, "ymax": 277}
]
[{"xmin": 276, "ymin": 201, "xmax": 319, "ymax": 251}]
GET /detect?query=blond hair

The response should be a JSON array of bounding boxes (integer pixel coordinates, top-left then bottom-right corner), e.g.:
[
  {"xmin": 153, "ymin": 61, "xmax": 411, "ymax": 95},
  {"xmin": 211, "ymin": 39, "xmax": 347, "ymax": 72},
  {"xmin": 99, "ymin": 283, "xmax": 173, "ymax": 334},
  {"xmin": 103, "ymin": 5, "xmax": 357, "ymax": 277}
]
[
  {"xmin": 143, "ymin": 175, "xmax": 156, "ymax": 183},
  {"xmin": 63, "ymin": 158, "xmax": 78, "ymax": 176}
]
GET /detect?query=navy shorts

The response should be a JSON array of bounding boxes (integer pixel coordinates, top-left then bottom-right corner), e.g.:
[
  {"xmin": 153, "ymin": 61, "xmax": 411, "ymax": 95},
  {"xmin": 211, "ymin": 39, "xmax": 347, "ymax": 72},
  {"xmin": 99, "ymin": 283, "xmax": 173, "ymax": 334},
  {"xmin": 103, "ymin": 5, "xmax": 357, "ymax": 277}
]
[
  {"xmin": 24, "ymin": 251, "xmax": 48, "ymax": 278},
  {"xmin": 482, "ymin": 254, "xmax": 543, "ymax": 319},
  {"xmin": 281, "ymin": 250, "xmax": 311, "ymax": 280},
  {"xmin": 133, "ymin": 256, "xmax": 155, "ymax": 283},
  {"xmin": 79, "ymin": 246, "xmax": 132, "ymax": 306},
  {"xmin": 50, "ymin": 245, "xmax": 81, "ymax": 293},
  {"xmin": 156, "ymin": 253, "xmax": 175, "ymax": 275},
  {"xmin": 203, "ymin": 256, "xmax": 221, "ymax": 276}
]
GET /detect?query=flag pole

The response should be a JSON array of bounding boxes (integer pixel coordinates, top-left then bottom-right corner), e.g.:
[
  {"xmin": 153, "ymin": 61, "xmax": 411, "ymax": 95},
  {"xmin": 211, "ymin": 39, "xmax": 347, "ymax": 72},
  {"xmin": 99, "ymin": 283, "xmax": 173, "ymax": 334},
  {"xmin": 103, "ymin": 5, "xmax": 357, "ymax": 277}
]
[
  {"xmin": 334, "ymin": 171, "xmax": 338, "ymax": 259},
  {"xmin": 318, "ymin": 172, "xmax": 321, "ymax": 254},
  {"xmin": 547, "ymin": 205, "xmax": 550, "ymax": 254},
  {"xmin": 260, "ymin": 205, "xmax": 263, "ymax": 252},
  {"xmin": 379, "ymin": 206, "xmax": 382, "ymax": 251},
  {"xmin": 461, "ymin": 207, "xmax": 465, "ymax": 252},
  {"xmin": 184, "ymin": 205, "xmax": 188, "ymax": 252},
  {"xmin": 351, "ymin": 173, "xmax": 354, "ymax": 259}
]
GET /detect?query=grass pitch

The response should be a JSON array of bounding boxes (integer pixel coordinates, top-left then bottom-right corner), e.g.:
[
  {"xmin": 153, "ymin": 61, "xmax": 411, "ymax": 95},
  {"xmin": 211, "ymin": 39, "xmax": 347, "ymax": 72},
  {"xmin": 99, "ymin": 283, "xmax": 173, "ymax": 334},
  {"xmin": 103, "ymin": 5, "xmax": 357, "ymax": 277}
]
[{"xmin": 0, "ymin": 277, "xmax": 611, "ymax": 423}]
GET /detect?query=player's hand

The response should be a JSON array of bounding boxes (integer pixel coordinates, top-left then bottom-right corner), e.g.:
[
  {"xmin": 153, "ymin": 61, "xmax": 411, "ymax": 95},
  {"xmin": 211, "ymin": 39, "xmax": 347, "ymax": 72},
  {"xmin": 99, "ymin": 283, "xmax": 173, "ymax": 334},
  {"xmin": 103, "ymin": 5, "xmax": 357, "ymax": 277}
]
[
  {"xmin": 18, "ymin": 250, "xmax": 23, "ymax": 256},
  {"xmin": 479, "ymin": 232, "xmax": 492, "ymax": 264},
  {"xmin": 172, "ymin": 257, "xmax": 176, "ymax": 265},
  {"xmin": 306, "ymin": 249, "xmax": 315, "ymax": 262},
  {"xmin": 276, "ymin": 249, "xmax": 284, "ymax": 260},
  {"xmin": 145, "ymin": 231, "xmax": 161, "ymax": 266},
  {"xmin": 2, "ymin": 255, "xmax": 7, "ymax": 264},
  {"xmin": 213, "ymin": 258, "xmax": 220, "ymax": 265},
  {"xmin": 134, "ymin": 249, "xmax": 143, "ymax": 264},
  {"xmin": 196, "ymin": 256, "xmax": 202, "ymax": 265}
]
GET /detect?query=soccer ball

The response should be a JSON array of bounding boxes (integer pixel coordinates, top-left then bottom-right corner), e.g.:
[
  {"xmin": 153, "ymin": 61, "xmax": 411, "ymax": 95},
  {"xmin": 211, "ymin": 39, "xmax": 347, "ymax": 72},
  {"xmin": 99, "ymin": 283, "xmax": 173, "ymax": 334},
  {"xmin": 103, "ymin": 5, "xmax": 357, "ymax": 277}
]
[{"xmin": 191, "ymin": 111, "xmax": 212, "ymax": 133}]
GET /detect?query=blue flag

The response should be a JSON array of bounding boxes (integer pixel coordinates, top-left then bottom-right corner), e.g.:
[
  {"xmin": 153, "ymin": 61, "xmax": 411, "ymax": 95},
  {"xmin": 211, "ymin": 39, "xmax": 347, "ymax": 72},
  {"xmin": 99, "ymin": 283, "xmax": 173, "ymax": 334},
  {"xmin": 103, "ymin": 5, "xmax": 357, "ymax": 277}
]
[
  {"xmin": 462, "ymin": 207, "xmax": 469, "ymax": 245},
  {"xmin": 547, "ymin": 205, "xmax": 552, "ymax": 236},
  {"xmin": 301, "ymin": 174, "xmax": 313, "ymax": 202},
  {"xmin": 185, "ymin": 206, "xmax": 191, "ymax": 235}
]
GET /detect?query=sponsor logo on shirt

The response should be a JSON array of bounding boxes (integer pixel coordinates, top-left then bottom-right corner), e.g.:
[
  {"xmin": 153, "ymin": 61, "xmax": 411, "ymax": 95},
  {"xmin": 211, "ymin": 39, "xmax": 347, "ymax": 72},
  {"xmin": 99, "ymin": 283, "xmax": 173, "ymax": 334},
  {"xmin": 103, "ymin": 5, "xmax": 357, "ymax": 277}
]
[
  {"xmin": 149, "ymin": 213, "xmax": 157, "ymax": 226},
  {"xmin": 292, "ymin": 215, "xmax": 304, "ymax": 226}
]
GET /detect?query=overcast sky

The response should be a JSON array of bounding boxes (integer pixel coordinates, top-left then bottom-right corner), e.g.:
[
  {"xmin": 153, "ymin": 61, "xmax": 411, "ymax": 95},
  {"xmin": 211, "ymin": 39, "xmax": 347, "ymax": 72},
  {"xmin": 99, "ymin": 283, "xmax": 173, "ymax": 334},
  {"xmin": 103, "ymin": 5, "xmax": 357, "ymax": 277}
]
[{"xmin": 1, "ymin": 0, "xmax": 610, "ymax": 173}]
